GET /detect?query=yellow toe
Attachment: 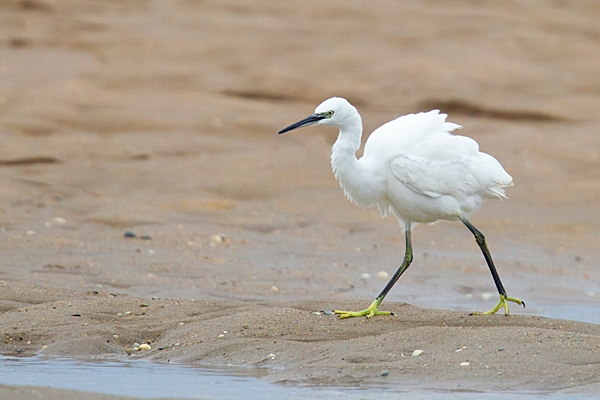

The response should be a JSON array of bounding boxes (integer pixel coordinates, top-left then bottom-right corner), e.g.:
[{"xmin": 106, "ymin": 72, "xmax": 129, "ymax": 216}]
[
  {"xmin": 470, "ymin": 294, "xmax": 525, "ymax": 316},
  {"xmin": 334, "ymin": 299, "xmax": 392, "ymax": 319}
]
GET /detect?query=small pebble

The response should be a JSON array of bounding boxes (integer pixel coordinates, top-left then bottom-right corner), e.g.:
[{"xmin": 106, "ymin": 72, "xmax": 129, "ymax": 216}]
[
  {"xmin": 26, "ymin": 230, "xmax": 36, "ymax": 237},
  {"xmin": 481, "ymin": 292, "xmax": 494, "ymax": 301},
  {"xmin": 138, "ymin": 344, "xmax": 151, "ymax": 351},
  {"xmin": 124, "ymin": 231, "xmax": 137, "ymax": 238},
  {"xmin": 271, "ymin": 285, "xmax": 279, "ymax": 292},
  {"xmin": 380, "ymin": 370, "xmax": 389, "ymax": 376},
  {"xmin": 52, "ymin": 217, "xmax": 67, "ymax": 225},
  {"xmin": 412, "ymin": 350, "xmax": 424, "ymax": 357},
  {"xmin": 267, "ymin": 353, "xmax": 276, "ymax": 359},
  {"xmin": 360, "ymin": 273, "xmax": 371, "ymax": 281},
  {"xmin": 460, "ymin": 362, "xmax": 470, "ymax": 366},
  {"xmin": 377, "ymin": 271, "xmax": 389, "ymax": 280},
  {"xmin": 321, "ymin": 310, "xmax": 335, "ymax": 315},
  {"xmin": 210, "ymin": 234, "xmax": 224, "ymax": 244}
]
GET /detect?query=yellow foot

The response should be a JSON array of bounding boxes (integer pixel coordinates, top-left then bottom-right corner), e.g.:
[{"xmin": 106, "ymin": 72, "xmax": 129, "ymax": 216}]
[
  {"xmin": 470, "ymin": 294, "xmax": 525, "ymax": 316},
  {"xmin": 334, "ymin": 300, "xmax": 393, "ymax": 319}
]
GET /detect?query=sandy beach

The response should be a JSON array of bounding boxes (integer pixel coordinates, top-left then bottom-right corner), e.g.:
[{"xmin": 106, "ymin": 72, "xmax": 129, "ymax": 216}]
[{"xmin": 1, "ymin": 0, "xmax": 599, "ymax": 398}]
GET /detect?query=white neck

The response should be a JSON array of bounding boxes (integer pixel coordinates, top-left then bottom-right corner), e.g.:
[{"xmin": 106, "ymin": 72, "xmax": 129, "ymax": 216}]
[
  {"xmin": 330, "ymin": 115, "xmax": 383, "ymax": 207},
  {"xmin": 330, "ymin": 119, "xmax": 362, "ymax": 174}
]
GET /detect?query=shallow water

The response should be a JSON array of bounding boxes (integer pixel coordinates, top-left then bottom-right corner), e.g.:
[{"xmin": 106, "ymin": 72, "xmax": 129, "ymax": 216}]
[
  {"xmin": 425, "ymin": 298, "xmax": 600, "ymax": 325},
  {"xmin": 0, "ymin": 355, "xmax": 595, "ymax": 400},
  {"xmin": 516, "ymin": 302, "xmax": 600, "ymax": 325}
]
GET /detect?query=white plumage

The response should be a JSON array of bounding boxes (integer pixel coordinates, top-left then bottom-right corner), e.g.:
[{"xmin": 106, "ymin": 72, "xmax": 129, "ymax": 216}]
[
  {"xmin": 323, "ymin": 98, "xmax": 512, "ymax": 226},
  {"xmin": 279, "ymin": 97, "xmax": 524, "ymax": 319}
]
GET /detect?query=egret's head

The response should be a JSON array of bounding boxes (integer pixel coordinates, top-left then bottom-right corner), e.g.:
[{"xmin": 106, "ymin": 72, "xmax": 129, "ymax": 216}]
[{"xmin": 278, "ymin": 97, "xmax": 358, "ymax": 134}]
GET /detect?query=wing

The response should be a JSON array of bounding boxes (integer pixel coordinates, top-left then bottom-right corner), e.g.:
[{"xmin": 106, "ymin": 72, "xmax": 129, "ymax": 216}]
[
  {"xmin": 390, "ymin": 153, "xmax": 473, "ymax": 199},
  {"xmin": 390, "ymin": 134, "xmax": 512, "ymax": 200},
  {"xmin": 363, "ymin": 110, "xmax": 462, "ymax": 164},
  {"xmin": 363, "ymin": 109, "xmax": 512, "ymax": 201}
]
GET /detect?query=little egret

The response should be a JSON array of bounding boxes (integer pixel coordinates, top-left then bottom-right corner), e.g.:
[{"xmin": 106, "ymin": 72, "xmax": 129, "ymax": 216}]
[{"xmin": 278, "ymin": 97, "xmax": 524, "ymax": 319}]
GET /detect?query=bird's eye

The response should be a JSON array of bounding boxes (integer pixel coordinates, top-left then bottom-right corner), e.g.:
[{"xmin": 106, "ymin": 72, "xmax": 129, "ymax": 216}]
[{"xmin": 326, "ymin": 111, "xmax": 334, "ymax": 118}]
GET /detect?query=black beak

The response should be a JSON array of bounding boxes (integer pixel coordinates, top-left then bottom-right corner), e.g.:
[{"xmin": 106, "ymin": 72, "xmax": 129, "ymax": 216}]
[{"xmin": 278, "ymin": 113, "xmax": 324, "ymax": 134}]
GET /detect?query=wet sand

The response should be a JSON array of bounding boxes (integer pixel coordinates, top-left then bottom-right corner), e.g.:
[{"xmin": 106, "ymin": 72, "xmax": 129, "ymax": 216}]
[
  {"xmin": 1, "ymin": 0, "xmax": 600, "ymax": 397},
  {"xmin": 3, "ymin": 284, "xmax": 600, "ymax": 396}
]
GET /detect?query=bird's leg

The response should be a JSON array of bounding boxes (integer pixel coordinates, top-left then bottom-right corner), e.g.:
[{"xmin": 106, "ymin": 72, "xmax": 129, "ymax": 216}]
[
  {"xmin": 458, "ymin": 215, "xmax": 525, "ymax": 315},
  {"xmin": 335, "ymin": 226, "xmax": 413, "ymax": 319}
]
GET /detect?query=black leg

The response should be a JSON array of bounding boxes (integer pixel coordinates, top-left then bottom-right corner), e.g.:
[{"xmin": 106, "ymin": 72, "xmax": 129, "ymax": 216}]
[
  {"xmin": 458, "ymin": 215, "xmax": 507, "ymax": 297},
  {"xmin": 458, "ymin": 215, "xmax": 524, "ymax": 315},
  {"xmin": 335, "ymin": 224, "xmax": 413, "ymax": 318},
  {"xmin": 375, "ymin": 225, "xmax": 413, "ymax": 302}
]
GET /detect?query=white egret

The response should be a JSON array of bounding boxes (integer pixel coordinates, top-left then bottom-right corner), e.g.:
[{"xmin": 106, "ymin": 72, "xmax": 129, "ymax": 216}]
[{"xmin": 278, "ymin": 97, "xmax": 524, "ymax": 319}]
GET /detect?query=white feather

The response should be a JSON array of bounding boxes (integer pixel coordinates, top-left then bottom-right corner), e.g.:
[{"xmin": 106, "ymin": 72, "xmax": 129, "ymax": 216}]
[{"xmin": 311, "ymin": 98, "xmax": 512, "ymax": 227}]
